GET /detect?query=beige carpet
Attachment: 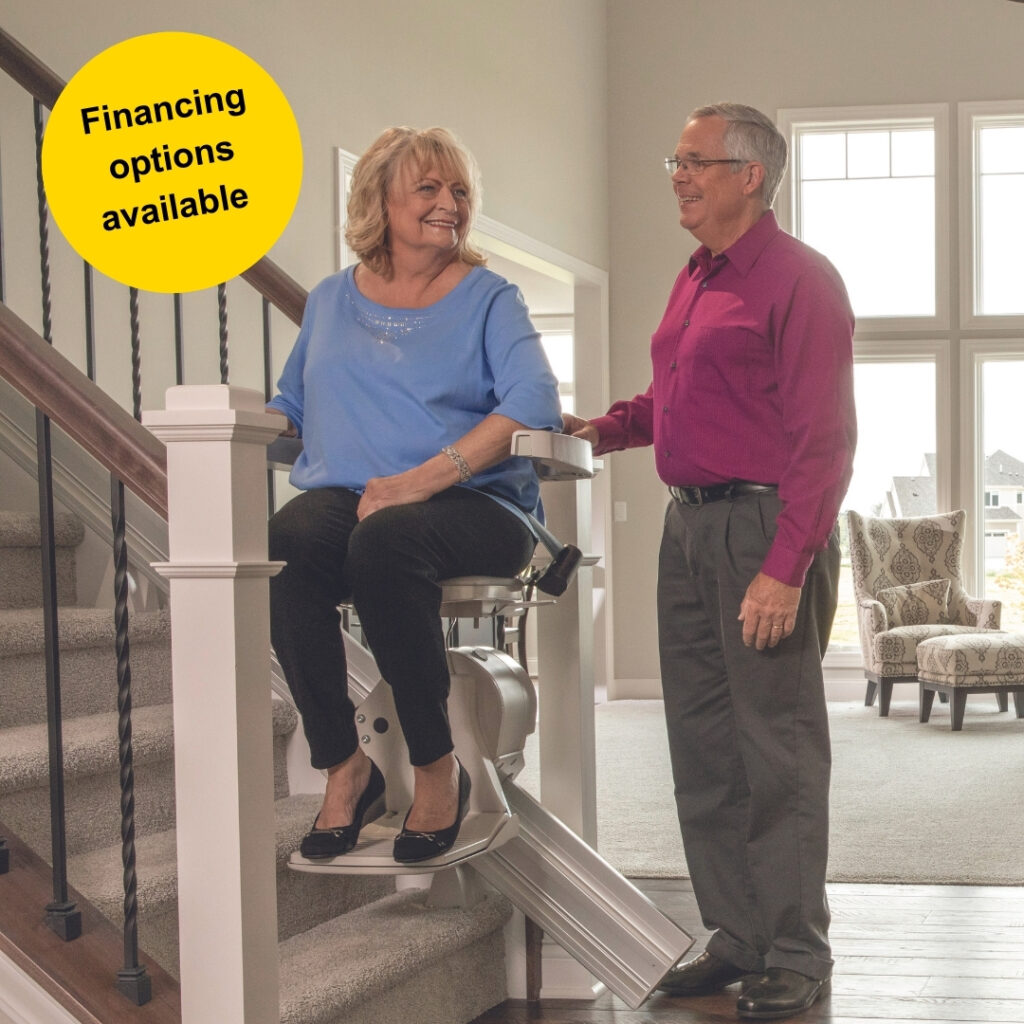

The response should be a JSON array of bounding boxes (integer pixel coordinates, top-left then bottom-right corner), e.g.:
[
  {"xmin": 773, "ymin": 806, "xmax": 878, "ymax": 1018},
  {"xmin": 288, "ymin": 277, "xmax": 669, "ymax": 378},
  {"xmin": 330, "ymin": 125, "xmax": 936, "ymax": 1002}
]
[{"xmin": 518, "ymin": 698, "xmax": 1024, "ymax": 884}]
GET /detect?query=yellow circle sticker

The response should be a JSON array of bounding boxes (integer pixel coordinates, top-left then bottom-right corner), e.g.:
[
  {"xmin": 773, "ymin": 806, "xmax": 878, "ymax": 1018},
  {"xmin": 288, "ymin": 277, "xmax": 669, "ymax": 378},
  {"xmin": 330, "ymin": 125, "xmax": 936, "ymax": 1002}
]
[{"xmin": 42, "ymin": 32, "xmax": 302, "ymax": 293}]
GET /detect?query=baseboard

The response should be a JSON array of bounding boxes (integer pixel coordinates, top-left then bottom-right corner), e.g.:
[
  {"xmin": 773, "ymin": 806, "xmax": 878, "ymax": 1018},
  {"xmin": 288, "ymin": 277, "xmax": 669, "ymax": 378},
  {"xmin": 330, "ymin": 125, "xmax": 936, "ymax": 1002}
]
[
  {"xmin": 539, "ymin": 936, "xmax": 606, "ymax": 1001},
  {"xmin": 0, "ymin": 954, "xmax": 79, "ymax": 1024}
]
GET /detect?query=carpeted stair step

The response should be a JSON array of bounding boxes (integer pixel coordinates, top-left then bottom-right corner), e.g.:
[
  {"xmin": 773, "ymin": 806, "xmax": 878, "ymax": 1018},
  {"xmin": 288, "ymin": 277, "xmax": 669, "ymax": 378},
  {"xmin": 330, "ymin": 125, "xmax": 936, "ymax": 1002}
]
[
  {"xmin": 0, "ymin": 699, "xmax": 297, "ymax": 856},
  {"xmin": 0, "ymin": 510, "xmax": 84, "ymax": 609},
  {"xmin": 0, "ymin": 607, "xmax": 172, "ymax": 726},
  {"xmin": 68, "ymin": 791, "xmax": 391, "ymax": 979},
  {"xmin": 278, "ymin": 888, "xmax": 512, "ymax": 1024}
]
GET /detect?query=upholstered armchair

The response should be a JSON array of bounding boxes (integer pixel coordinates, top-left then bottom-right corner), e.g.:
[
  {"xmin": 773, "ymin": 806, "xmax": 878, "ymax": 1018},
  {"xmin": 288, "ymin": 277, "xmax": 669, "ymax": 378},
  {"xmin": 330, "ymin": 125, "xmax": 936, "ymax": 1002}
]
[{"xmin": 846, "ymin": 509, "xmax": 1002, "ymax": 715}]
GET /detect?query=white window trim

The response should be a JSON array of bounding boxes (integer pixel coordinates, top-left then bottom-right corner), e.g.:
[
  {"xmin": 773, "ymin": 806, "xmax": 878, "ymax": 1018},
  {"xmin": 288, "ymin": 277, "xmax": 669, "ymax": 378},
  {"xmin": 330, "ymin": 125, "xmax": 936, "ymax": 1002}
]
[
  {"xmin": 776, "ymin": 102, "xmax": 950, "ymax": 333},
  {"xmin": 958, "ymin": 100, "xmax": 1024, "ymax": 330},
  {"xmin": 959, "ymin": 338, "xmax": 1024, "ymax": 595}
]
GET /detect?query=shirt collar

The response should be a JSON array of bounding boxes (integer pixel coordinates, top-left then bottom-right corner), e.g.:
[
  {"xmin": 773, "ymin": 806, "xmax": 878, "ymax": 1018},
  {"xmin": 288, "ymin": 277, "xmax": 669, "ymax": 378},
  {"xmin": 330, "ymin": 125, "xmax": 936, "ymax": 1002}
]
[{"xmin": 688, "ymin": 210, "xmax": 781, "ymax": 279}]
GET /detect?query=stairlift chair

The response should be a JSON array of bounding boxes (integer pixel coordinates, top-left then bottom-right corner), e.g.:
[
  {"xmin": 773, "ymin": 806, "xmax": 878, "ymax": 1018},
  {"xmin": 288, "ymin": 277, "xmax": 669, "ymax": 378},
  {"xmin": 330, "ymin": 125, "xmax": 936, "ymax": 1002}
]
[
  {"xmin": 285, "ymin": 430, "xmax": 593, "ymax": 877},
  {"xmin": 269, "ymin": 429, "xmax": 693, "ymax": 1008}
]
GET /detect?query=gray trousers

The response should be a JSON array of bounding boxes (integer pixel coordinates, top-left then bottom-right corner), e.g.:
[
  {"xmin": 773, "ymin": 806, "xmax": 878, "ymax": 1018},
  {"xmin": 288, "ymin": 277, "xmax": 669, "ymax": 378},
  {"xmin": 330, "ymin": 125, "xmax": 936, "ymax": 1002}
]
[{"xmin": 657, "ymin": 491, "xmax": 840, "ymax": 980}]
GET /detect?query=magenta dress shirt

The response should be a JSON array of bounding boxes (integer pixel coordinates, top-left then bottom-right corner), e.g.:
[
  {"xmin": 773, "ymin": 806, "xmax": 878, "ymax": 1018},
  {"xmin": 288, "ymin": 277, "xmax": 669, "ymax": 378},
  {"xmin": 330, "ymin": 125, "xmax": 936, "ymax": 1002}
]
[{"xmin": 592, "ymin": 212, "xmax": 856, "ymax": 587}]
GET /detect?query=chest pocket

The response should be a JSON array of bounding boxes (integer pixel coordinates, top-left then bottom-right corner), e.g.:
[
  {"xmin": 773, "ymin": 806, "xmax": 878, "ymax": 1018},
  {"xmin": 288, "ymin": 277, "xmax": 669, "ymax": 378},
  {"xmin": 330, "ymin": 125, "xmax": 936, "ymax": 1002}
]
[{"xmin": 692, "ymin": 326, "xmax": 773, "ymax": 398}]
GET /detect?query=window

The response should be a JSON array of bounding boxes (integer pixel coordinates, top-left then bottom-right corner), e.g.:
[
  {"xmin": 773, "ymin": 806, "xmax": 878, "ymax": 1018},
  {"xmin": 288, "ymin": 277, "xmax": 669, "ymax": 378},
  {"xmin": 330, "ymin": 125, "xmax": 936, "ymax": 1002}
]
[
  {"xmin": 833, "ymin": 357, "xmax": 939, "ymax": 651},
  {"xmin": 535, "ymin": 316, "xmax": 575, "ymax": 414},
  {"xmin": 978, "ymin": 356, "xmax": 1024, "ymax": 632},
  {"xmin": 963, "ymin": 103, "xmax": 1024, "ymax": 320},
  {"xmin": 778, "ymin": 104, "xmax": 948, "ymax": 330}
]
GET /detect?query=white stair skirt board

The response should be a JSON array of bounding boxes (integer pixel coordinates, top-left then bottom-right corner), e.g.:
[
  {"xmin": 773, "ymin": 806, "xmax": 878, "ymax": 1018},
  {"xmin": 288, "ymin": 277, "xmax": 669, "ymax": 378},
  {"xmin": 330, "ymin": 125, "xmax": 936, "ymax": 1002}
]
[{"xmin": 288, "ymin": 645, "xmax": 693, "ymax": 1009}]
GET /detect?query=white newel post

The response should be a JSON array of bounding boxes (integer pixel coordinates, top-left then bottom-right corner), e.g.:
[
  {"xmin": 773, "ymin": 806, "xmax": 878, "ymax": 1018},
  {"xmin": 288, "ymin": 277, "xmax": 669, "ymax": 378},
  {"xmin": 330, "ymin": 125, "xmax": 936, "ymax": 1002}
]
[{"xmin": 144, "ymin": 386, "xmax": 284, "ymax": 1024}]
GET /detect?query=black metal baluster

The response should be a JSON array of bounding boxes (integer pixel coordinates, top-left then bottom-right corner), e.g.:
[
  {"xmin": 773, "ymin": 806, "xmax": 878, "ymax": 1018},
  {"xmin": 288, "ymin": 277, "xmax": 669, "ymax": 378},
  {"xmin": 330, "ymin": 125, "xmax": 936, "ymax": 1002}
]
[
  {"xmin": 109, "ymin": 475, "xmax": 152, "ymax": 1005},
  {"xmin": 34, "ymin": 100, "xmax": 52, "ymax": 346},
  {"xmin": 83, "ymin": 263, "xmax": 96, "ymax": 381},
  {"xmin": 37, "ymin": 412, "xmax": 81, "ymax": 940},
  {"xmin": 173, "ymin": 293, "xmax": 184, "ymax": 385},
  {"xmin": 128, "ymin": 287, "xmax": 142, "ymax": 421},
  {"xmin": 217, "ymin": 282, "xmax": 229, "ymax": 383},
  {"xmin": 35, "ymin": 95, "xmax": 81, "ymax": 941},
  {"xmin": 0, "ymin": 98, "xmax": 6, "ymax": 876},
  {"xmin": 262, "ymin": 296, "xmax": 276, "ymax": 516}
]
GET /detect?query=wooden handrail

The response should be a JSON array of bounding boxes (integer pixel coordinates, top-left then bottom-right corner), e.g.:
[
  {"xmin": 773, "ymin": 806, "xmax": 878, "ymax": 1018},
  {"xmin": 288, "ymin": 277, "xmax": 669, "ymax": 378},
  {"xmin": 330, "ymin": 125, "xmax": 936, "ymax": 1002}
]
[
  {"xmin": 241, "ymin": 257, "xmax": 307, "ymax": 328},
  {"xmin": 0, "ymin": 303, "xmax": 168, "ymax": 517},
  {"xmin": 0, "ymin": 26, "xmax": 63, "ymax": 108}
]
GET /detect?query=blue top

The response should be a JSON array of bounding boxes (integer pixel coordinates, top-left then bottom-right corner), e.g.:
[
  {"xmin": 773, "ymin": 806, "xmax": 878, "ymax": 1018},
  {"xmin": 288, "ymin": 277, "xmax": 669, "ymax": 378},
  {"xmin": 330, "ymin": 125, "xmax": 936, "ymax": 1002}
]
[{"xmin": 267, "ymin": 265, "xmax": 562, "ymax": 520}]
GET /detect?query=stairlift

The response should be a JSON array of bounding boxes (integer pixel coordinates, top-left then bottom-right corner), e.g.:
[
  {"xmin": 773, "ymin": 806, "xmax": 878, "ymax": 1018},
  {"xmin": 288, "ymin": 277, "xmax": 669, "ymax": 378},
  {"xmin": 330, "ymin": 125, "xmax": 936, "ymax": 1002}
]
[{"xmin": 269, "ymin": 430, "xmax": 693, "ymax": 1007}]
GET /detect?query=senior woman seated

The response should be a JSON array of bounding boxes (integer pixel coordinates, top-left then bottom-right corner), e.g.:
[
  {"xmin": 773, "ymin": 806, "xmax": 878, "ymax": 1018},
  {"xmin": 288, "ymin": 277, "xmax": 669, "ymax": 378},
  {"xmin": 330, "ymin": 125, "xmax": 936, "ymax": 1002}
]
[{"xmin": 266, "ymin": 126, "xmax": 562, "ymax": 864}]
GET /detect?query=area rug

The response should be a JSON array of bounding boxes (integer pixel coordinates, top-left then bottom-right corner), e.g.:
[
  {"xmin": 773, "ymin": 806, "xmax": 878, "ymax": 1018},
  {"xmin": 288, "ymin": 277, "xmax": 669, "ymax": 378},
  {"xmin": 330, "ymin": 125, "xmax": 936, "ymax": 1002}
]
[{"xmin": 518, "ymin": 699, "xmax": 1024, "ymax": 884}]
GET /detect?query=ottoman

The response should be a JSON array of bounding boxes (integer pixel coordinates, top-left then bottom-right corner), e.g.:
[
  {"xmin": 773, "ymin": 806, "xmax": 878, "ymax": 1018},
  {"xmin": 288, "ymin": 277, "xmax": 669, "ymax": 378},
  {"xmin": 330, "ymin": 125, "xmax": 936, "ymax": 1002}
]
[{"xmin": 916, "ymin": 632, "xmax": 1024, "ymax": 731}]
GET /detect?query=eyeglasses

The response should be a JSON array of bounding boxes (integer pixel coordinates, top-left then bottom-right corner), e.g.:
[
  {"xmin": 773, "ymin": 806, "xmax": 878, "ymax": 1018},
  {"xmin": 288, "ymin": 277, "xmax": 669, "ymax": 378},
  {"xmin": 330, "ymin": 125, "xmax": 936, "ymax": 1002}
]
[{"xmin": 664, "ymin": 156, "xmax": 744, "ymax": 176}]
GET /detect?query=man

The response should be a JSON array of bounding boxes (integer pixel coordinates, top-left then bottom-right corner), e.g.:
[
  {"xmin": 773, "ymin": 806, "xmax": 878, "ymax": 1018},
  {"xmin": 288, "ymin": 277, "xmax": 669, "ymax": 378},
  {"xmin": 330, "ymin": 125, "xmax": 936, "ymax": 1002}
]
[{"xmin": 564, "ymin": 103, "xmax": 855, "ymax": 1020}]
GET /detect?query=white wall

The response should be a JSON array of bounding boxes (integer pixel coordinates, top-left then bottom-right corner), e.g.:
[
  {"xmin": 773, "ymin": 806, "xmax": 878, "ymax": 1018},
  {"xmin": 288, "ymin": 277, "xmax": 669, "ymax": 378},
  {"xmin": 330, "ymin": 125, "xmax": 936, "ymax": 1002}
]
[{"xmin": 604, "ymin": 0, "xmax": 1024, "ymax": 691}]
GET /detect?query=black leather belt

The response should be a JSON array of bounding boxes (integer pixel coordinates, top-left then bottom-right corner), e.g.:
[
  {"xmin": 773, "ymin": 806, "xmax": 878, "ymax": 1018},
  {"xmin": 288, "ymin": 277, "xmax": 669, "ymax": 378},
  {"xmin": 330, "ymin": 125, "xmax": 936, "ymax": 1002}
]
[{"xmin": 669, "ymin": 481, "xmax": 777, "ymax": 506}]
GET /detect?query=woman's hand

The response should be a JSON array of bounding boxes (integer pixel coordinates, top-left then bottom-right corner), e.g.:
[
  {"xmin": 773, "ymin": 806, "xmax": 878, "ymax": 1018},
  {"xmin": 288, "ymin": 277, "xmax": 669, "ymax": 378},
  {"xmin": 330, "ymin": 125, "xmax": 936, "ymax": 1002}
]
[{"xmin": 357, "ymin": 468, "xmax": 439, "ymax": 520}]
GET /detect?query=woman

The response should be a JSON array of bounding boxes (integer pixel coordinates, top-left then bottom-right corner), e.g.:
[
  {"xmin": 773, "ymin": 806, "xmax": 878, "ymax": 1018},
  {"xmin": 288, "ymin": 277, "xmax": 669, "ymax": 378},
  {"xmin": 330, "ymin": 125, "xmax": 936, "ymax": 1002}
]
[{"xmin": 267, "ymin": 126, "xmax": 561, "ymax": 864}]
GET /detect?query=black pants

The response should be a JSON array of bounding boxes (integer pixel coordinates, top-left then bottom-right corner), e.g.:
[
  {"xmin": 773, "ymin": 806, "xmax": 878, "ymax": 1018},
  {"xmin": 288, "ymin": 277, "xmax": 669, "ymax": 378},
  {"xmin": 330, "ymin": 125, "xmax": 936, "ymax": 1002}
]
[
  {"xmin": 269, "ymin": 486, "xmax": 535, "ymax": 768},
  {"xmin": 657, "ymin": 491, "xmax": 840, "ymax": 980}
]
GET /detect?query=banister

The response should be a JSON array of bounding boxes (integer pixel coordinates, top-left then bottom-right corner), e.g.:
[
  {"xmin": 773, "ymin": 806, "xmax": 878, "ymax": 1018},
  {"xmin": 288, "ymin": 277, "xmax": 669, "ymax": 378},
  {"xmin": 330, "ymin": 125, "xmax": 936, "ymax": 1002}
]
[
  {"xmin": 0, "ymin": 302, "xmax": 168, "ymax": 517},
  {"xmin": 241, "ymin": 260, "xmax": 308, "ymax": 328},
  {"xmin": 0, "ymin": 26, "xmax": 63, "ymax": 108}
]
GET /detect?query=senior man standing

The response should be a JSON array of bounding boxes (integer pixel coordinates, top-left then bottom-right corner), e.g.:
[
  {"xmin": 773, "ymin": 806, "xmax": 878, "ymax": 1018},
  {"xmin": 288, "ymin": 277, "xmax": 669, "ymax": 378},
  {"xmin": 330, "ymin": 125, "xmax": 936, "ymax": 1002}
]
[{"xmin": 565, "ymin": 103, "xmax": 855, "ymax": 1020}]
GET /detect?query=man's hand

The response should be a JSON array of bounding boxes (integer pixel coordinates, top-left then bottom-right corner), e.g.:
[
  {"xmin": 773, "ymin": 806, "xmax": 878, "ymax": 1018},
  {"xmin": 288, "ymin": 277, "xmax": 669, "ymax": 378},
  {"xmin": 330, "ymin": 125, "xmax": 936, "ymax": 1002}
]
[
  {"xmin": 562, "ymin": 413, "xmax": 599, "ymax": 446},
  {"xmin": 738, "ymin": 572, "xmax": 801, "ymax": 650}
]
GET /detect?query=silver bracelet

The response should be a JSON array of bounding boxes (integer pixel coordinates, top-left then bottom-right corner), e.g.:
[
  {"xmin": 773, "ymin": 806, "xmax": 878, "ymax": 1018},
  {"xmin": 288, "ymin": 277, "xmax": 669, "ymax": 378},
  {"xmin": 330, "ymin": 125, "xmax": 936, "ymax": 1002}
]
[{"xmin": 441, "ymin": 445, "xmax": 473, "ymax": 482}]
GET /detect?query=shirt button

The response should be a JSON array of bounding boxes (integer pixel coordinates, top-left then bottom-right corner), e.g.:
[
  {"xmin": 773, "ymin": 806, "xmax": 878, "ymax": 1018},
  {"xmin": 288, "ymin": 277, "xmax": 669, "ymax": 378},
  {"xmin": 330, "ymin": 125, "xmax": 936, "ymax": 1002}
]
[
  {"xmin": 662, "ymin": 405, "xmax": 669, "ymax": 413},
  {"xmin": 701, "ymin": 281, "xmax": 709, "ymax": 289},
  {"xmin": 664, "ymin": 451, "xmax": 671, "ymax": 458},
  {"xmin": 683, "ymin": 319, "xmax": 690, "ymax": 327},
  {"xmin": 670, "ymin": 361, "xmax": 677, "ymax": 369}
]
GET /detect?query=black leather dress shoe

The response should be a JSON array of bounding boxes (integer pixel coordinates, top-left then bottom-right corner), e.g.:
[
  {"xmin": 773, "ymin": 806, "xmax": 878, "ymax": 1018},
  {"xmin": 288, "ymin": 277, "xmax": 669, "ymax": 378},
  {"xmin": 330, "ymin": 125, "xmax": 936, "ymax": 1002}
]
[
  {"xmin": 393, "ymin": 759, "xmax": 471, "ymax": 864},
  {"xmin": 656, "ymin": 950, "xmax": 753, "ymax": 996},
  {"xmin": 299, "ymin": 760, "xmax": 386, "ymax": 859},
  {"xmin": 736, "ymin": 967, "xmax": 830, "ymax": 1019}
]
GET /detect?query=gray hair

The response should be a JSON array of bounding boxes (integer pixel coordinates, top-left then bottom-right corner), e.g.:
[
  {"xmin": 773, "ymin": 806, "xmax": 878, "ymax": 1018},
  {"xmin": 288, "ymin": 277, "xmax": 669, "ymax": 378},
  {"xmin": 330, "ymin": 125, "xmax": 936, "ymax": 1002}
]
[{"xmin": 689, "ymin": 103, "xmax": 788, "ymax": 207}]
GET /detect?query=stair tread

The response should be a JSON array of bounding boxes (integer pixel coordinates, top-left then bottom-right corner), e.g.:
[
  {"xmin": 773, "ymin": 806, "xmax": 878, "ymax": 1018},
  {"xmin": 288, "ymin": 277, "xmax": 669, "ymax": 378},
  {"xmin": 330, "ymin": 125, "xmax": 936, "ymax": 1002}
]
[
  {"xmin": 0, "ymin": 606, "xmax": 171, "ymax": 655},
  {"xmin": 0, "ymin": 510, "xmax": 84, "ymax": 547},
  {"xmin": 277, "ymin": 888, "xmax": 512, "ymax": 1020},
  {"xmin": 0, "ymin": 699, "xmax": 297, "ymax": 795},
  {"xmin": 68, "ymin": 791, "xmax": 334, "ymax": 908}
]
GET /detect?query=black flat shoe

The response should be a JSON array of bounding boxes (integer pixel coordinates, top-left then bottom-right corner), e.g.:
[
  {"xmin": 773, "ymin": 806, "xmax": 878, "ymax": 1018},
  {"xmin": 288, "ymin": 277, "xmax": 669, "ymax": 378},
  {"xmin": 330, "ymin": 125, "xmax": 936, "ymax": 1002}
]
[
  {"xmin": 656, "ymin": 950, "xmax": 755, "ymax": 996},
  {"xmin": 299, "ymin": 759, "xmax": 386, "ymax": 859},
  {"xmin": 393, "ymin": 760, "xmax": 471, "ymax": 864},
  {"xmin": 736, "ymin": 967, "xmax": 830, "ymax": 1019}
]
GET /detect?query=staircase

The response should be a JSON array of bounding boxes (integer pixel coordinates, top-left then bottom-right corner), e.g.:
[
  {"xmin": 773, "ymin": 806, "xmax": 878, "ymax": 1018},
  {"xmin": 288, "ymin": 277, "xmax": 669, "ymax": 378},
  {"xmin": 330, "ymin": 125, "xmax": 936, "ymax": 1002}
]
[{"xmin": 0, "ymin": 505, "xmax": 513, "ymax": 1023}]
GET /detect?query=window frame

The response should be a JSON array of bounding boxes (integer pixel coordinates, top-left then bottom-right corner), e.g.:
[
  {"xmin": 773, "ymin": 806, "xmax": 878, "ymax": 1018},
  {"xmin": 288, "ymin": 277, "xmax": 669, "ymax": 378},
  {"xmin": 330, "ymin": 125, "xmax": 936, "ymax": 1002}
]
[
  {"xmin": 958, "ymin": 100, "xmax": 1024, "ymax": 329},
  {"xmin": 777, "ymin": 103, "xmax": 950, "ymax": 333}
]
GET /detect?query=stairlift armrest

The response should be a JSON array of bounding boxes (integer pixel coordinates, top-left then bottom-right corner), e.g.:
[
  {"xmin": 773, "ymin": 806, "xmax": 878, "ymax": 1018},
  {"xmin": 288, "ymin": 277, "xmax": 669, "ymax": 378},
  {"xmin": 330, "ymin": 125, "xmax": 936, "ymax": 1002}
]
[
  {"xmin": 511, "ymin": 430, "xmax": 595, "ymax": 480},
  {"xmin": 267, "ymin": 435, "xmax": 303, "ymax": 470}
]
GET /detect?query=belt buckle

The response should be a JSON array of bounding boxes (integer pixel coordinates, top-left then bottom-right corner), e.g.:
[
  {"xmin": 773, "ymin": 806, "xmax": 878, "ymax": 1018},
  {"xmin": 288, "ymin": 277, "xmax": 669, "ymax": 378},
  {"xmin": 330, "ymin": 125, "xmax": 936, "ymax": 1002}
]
[{"xmin": 677, "ymin": 485, "xmax": 702, "ymax": 506}]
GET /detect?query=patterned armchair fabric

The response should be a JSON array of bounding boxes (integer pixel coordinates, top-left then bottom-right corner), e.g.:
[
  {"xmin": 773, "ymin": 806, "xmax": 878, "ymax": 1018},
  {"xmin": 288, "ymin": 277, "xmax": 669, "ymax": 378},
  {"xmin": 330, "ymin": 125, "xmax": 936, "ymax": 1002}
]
[{"xmin": 846, "ymin": 509, "xmax": 1002, "ymax": 714}]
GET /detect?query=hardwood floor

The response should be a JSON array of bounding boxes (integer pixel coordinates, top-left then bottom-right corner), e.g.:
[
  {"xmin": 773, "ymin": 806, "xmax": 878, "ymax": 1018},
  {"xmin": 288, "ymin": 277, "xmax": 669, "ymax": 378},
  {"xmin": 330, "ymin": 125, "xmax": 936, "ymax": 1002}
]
[{"xmin": 474, "ymin": 879, "xmax": 1024, "ymax": 1023}]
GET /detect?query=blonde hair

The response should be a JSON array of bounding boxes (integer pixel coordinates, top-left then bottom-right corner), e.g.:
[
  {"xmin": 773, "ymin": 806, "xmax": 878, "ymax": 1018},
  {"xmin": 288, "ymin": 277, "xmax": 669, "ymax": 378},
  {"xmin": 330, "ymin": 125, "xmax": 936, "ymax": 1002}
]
[{"xmin": 345, "ymin": 126, "xmax": 486, "ymax": 277}]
